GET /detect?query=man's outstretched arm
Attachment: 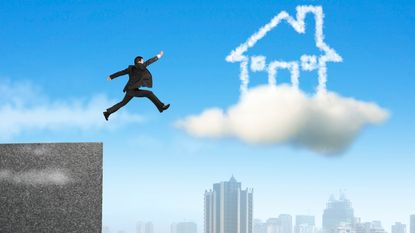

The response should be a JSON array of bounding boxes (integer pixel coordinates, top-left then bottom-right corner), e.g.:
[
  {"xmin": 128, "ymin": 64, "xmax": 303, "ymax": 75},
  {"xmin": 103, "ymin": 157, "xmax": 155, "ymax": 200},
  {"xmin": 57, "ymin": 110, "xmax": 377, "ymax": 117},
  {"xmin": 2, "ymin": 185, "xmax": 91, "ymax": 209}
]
[
  {"xmin": 107, "ymin": 67, "xmax": 130, "ymax": 80},
  {"xmin": 144, "ymin": 51, "xmax": 164, "ymax": 67}
]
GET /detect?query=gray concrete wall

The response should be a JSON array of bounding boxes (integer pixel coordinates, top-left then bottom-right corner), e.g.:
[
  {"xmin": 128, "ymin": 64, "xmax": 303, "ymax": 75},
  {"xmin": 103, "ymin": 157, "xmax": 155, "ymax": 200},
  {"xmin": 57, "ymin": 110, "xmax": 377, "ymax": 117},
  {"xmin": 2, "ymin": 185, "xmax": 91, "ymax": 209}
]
[{"xmin": 0, "ymin": 142, "xmax": 102, "ymax": 233}]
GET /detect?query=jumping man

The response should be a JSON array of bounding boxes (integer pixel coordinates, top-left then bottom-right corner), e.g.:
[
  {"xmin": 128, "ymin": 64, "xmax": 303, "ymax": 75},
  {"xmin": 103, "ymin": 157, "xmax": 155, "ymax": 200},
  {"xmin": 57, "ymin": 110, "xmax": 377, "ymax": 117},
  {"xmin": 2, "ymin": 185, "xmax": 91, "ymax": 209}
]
[{"xmin": 103, "ymin": 51, "xmax": 170, "ymax": 121}]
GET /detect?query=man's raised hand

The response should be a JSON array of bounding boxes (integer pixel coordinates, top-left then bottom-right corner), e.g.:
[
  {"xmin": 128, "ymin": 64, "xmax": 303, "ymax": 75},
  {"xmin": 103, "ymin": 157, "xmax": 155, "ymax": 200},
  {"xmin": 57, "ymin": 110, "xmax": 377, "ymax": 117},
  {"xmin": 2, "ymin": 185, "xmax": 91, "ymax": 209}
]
[
  {"xmin": 107, "ymin": 76, "xmax": 111, "ymax": 81},
  {"xmin": 158, "ymin": 51, "xmax": 164, "ymax": 57}
]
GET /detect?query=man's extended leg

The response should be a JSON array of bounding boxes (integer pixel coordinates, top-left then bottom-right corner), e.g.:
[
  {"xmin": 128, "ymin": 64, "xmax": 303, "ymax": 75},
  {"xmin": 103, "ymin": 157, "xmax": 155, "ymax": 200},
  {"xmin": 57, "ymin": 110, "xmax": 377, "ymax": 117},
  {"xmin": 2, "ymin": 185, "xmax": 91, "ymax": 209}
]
[
  {"xmin": 127, "ymin": 89, "xmax": 169, "ymax": 112},
  {"xmin": 105, "ymin": 94, "xmax": 134, "ymax": 119}
]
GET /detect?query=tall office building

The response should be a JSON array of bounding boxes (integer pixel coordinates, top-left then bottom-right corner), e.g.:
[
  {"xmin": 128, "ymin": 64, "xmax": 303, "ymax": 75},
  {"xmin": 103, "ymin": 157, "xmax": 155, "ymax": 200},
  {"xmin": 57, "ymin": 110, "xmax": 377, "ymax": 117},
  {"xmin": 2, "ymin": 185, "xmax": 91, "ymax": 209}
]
[
  {"xmin": 204, "ymin": 176, "xmax": 253, "ymax": 233},
  {"xmin": 391, "ymin": 222, "xmax": 406, "ymax": 233},
  {"xmin": 410, "ymin": 215, "xmax": 415, "ymax": 233},
  {"xmin": 322, "ymin": 193, "xmax": 354, "ymax": 233},
  {"xmin": 171, "ymin": 222, "xmax": 197, "ymax": 233},
  {"xmin": 295, "ymin": 215, "xmax": 315, "ymax": 233}
]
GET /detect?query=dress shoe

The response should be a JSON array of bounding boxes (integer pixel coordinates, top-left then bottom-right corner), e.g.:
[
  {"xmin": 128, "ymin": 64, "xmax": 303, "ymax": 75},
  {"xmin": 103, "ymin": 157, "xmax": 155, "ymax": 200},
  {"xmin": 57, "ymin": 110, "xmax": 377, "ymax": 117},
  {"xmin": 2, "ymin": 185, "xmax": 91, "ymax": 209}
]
[
  {"xmin": 159, "ymin": 104, "xmax": 170, "ymax": 113},
  {"xmin": 103, "ymin": 111, "xmax": 110, "ymax": 121}
]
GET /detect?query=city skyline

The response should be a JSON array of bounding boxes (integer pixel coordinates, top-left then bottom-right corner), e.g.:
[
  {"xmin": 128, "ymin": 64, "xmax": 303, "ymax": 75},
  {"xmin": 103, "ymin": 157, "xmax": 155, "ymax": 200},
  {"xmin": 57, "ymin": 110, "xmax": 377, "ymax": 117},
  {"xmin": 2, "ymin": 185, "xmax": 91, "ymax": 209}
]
[
  {"xmin": 102, "ymin": 210, "xmax": 414, "ymax": 233},
  {"xmin": 103, "ymin": 178, "xmax": 413, "ymax": 233},
  {"xmin": 102, "ymin": 213, "xmax": 413, "ymax": 233}
]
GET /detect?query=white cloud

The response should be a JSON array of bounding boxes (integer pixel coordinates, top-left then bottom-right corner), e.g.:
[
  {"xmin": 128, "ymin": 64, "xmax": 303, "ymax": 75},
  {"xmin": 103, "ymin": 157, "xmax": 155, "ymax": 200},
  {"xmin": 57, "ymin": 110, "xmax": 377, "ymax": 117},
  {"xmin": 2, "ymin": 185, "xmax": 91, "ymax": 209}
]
[
  {"xmin": 175, "ymin": 85, "xmax": 389, "ymax": 155},
  {"xmin": 0, "ymin": 168, "xmax": 73, "ymax": 186},
  {"xmin": 0, "ymin": 80, "xmax": 143, "ymax": 139}
]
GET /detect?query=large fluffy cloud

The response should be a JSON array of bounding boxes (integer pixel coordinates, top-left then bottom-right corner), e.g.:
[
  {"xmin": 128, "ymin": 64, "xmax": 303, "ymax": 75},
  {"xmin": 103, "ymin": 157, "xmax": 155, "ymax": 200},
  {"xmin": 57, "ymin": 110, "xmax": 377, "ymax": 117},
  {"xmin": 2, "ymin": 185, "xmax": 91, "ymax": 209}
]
[
  {"xmin": 175, "ymin": 85, "xmax": 389, "ymax": 154},
  {"xmin": 0, "ymin": 80, "xmax": 143, "ymax": 139}
]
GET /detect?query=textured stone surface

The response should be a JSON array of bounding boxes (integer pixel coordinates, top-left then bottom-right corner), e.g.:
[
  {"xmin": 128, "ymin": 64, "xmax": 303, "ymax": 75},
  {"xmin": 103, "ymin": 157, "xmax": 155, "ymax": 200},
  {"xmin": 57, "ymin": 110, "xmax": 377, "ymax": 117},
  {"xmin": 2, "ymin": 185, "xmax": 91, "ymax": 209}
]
[{"xmin": 0, "ymin": 142, "xmax": 102, "ymax": 233}]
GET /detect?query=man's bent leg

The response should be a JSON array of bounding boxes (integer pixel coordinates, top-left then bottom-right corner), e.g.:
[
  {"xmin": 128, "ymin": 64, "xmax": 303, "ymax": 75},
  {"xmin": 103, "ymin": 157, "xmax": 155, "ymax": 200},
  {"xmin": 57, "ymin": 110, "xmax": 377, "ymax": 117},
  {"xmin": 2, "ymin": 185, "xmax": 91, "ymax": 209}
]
[
  {"xmin": 128, "ymin": 89, "xmax": 164, "ymax": 111},
  {"xmin": 106, "ymin": 94, "xmax": 133, "ymax": 115}
]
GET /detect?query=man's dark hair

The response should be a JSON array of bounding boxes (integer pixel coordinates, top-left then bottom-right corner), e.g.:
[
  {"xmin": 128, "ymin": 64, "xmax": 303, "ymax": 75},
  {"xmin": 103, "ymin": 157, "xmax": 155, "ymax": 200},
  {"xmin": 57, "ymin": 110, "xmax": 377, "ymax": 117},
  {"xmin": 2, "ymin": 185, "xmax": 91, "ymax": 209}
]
[{"xmin": 134, "ymin": 56, "xmax": 143, "ymax": 64}]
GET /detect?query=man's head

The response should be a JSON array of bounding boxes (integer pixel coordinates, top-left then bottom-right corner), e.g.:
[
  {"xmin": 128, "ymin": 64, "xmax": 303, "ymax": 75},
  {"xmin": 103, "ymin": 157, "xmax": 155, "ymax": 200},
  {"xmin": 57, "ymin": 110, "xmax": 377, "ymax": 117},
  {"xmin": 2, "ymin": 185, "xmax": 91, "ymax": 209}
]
[{"xmin": 134, "ymin": 56, "xmax": 144, "ymax": 64}]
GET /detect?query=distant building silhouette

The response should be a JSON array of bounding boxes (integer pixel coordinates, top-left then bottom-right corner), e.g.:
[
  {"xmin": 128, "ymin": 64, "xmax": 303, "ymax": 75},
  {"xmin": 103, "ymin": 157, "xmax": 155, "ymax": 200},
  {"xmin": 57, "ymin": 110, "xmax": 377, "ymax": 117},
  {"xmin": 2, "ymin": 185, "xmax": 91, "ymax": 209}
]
[
  {"xmin": 368, "ymin": 221, "xmax": 387, "ymax": 233},
  {"xmin": 253, "ymin": 215, "xmax": 293, "ymax": 233},
  {"xmin": 335, "ymin": 222, "xmax": 354, "ymax": 233},
  {"xmin": 171, "ymin": 222, "xmax": 197, "ymax": 233},
  {"xmin": 137, "ymin": 221, "xmax": 154, "ymax": 233},
  {"xmin": 392, "ymin": 222, "xmax": 407, "ymax": 233},
  {"xmin": 354, "ymin": 219, "xmax": 387, "ymax": 233},
  {"xmin": 295, "ymin": 215, "xmax": 315, "ymax": 233},
  {"xmin": 410, "ymin": 215, "xmax": 415, "ymax": 233},
  {"xmin": 267, "ymin": 218, "xmax": 281, "ymax": 233},
  {"xmin": 279, "ymin": 215, "xmax": 293, "ymax": 233},
  {"xmin": 103, "ymin": 226, "xmax": 111, "ymax": 233},
  {"xmin": 354, "ymin": 219, "xmax": 371, "ymax": 233},
  {"xmin": 204, "ymin": 176, "xmax": 253, "ymax": 233},
  {"xmin": 254, "ymin": 219, "xmax": 267, "ymax": 233},
  {"xmin": 296, "ymin": 216, "xmax": 315, "ymax": 226},
  {"xmin": 146, "ymin": 222, "xmax": 154, "ymax": 233},
  {"xmin": 322, "ymin": 193, "xmax": 354, "ymax": 233}
]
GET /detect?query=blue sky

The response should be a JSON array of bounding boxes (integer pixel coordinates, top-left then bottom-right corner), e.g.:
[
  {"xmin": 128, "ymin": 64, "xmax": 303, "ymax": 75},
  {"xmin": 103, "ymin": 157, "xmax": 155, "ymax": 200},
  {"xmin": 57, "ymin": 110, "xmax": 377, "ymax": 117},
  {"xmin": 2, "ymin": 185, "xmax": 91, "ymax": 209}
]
[{"xmin": 1, "ymin": 0, "xmax": 414, "ymax": 232}]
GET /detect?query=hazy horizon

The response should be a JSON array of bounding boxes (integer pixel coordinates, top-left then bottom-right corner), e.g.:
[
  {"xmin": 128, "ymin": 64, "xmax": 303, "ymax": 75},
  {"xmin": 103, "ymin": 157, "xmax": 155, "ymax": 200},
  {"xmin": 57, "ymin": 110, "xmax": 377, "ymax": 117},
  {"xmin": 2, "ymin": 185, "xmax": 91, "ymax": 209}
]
[{"xmin": 102, "ymin": 179, "xmax": 413, "ymax": 233}]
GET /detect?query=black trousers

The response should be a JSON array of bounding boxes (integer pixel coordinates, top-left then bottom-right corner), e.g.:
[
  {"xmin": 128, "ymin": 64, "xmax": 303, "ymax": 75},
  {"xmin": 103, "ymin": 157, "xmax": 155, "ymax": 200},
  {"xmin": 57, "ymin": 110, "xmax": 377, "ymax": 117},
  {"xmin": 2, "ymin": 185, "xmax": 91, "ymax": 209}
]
[{"xmin": 107, "ymin": 89, "xmax": 164, "ymax": 114}]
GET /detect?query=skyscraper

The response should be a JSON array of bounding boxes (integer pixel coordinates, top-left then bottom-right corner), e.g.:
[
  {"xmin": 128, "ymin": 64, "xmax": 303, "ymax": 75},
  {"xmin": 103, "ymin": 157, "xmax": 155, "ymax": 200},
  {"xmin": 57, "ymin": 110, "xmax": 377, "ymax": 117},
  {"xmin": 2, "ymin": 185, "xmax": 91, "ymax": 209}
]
[
  {"xmin": 391, "ymin": 222, "xmax": 406, "ymax": 233},
  {"xmin": 204, "ymin": 176, "xmax": 253, "ymax": 233},
  {"xmin": 411, "ymin": 215, "xmax": 415, "ymax": 233},
  {"xmin": 322, "ymin": 193, "xmax": 354, "ymax": 233}
]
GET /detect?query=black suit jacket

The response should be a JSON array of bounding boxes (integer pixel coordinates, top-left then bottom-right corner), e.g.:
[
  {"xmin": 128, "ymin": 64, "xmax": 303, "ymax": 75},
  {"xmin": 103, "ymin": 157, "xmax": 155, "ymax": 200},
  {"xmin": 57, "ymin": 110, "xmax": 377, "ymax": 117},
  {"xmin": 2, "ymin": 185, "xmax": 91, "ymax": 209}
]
[{"xmin": 109, "ymin": 56, "xmax": 159, "ymax": 92}]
